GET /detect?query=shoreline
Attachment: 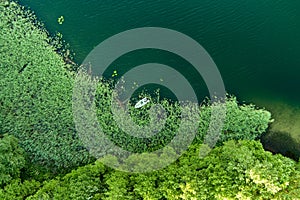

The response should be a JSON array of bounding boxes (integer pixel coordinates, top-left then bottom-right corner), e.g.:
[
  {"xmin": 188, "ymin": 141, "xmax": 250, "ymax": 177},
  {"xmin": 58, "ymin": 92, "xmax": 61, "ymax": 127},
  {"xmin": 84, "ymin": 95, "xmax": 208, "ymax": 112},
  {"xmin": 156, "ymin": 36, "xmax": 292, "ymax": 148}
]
[{"xmin": 242, "ymin": 92, "xmax": 300, "ymax": 160}]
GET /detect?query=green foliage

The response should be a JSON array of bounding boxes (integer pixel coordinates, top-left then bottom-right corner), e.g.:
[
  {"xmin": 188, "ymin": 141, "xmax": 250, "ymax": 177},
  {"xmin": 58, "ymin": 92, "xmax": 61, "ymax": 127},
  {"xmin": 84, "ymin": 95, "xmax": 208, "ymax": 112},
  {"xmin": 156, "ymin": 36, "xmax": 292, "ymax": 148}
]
[
  {"xmin": 191, "ymin": 140, "xmax": 295, "ymax": 199},
  {"xmin": 198, "ymin": 96, "xmax": 272, "ymax": 145},
  {"xmin": 0, "ymin": 1, "xmax": 91, "ymax": 173},
  {"xmin": 57, "ymin": 16, "xmax": 64, "ymax": 25},
  {"xmin": 16, "ymin": 140, "xmax": 299, "ymax": 199},
  {"xmin": 131, "ymin": 173, "xmax": 163, "ymax": 200},
  {"xmin": 103, "ymin": 171, "xmax": 134, "ymax": 200},
  {"xmin": 0, "ymin": 179, "xmax": 40, "ymax": 200},
  {"xmin": 120, "ymin": 146, "xmax": 178, "ymax": 172},
  {"xmin": 0, "ymin": 134, "xmax": 25, "ymax": 187},
  {"xmin": 274, "ymin": 162, "xmax": 300, "ymax": 199},
  {"xmin": 130, "ymin": 140, "xmax": 298, "ymax": 200},
  {"xmin": 28, "ymin": 161, "xmax": 107, "ymax": 200},
  {"xmin": 94, "ymin": 78, "xmax": 272, "ymax": 154},
  {"xmin": 94, "ymin": 78, "xmax": 182, "ymax": 154}
]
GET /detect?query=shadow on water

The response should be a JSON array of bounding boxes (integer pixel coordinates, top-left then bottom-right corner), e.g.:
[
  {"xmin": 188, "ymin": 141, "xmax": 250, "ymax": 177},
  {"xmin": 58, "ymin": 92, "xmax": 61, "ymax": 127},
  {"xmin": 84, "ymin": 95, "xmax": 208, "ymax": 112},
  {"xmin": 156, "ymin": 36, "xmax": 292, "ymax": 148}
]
[
  {"xmin": 261, "ymin": 130, "xmax": 300, "ymax": 161},
  {"xmin": 244, "ymin": 93, "xmax": 300, "ymax": 161}
]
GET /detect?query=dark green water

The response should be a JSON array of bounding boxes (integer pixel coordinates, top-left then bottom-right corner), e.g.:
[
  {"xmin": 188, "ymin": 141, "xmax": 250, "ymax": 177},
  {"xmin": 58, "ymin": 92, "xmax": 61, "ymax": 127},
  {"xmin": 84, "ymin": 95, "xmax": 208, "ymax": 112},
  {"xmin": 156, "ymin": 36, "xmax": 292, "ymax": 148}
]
[
  {"xmin": 18, "ymin": 0, "xmax": 300, "ymax": 156},
  {"xmin": 18, "ymin": 0, "xmax": 300, "ymax": 103}
]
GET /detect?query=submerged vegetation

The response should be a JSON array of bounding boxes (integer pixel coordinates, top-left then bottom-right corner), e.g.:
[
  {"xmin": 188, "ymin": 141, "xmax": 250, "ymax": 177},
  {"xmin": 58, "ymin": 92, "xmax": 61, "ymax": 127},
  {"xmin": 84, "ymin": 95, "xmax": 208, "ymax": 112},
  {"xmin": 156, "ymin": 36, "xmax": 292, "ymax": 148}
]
[{"xmin": 0, "ymin": 1, "xmax": 299, "ymax": 199}]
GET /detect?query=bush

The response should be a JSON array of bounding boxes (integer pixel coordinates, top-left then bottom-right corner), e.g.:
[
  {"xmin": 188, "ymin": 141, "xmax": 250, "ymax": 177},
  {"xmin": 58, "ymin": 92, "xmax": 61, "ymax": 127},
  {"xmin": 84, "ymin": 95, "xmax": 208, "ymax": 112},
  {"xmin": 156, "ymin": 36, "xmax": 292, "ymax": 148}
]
[
  {"xmin": 26, "ymin": 140, "xmax": 300, "ymax": 199},
  {"xmin": 93, "ymin": 76, "xmax": 272, "ymax": 154},
  {"xmin": 0, "ymin": 134, "xmax": 25, "ymax": 187},
  {"xmin": 28, "ymin": 161, "xmax": 107, "ymax": 200},
  {"xmin": 0, "ymin": 179, "xmax": 41, "ymax": 200},
  {"xmin": 191, "ymin": 140, "xmax": 295, "ymax": 199},
  {"xmin": 198, "ymin": 95, "xmax": 273, "ymax": 145},
  {"xmin": 93, "ymin": 77, "xmax": 182, "ymax": 154},
  {"xmin": 129, "ymin": 140, "xmax": 298, "ymax": 199}
]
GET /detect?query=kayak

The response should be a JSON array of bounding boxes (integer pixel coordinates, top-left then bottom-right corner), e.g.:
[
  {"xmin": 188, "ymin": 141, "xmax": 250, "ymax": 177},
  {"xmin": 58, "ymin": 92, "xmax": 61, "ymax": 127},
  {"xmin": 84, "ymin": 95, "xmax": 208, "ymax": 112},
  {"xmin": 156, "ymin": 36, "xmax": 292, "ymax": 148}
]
[{"xmin": 134, "ymin": 97, "xmax": 150, "ymax": 108}]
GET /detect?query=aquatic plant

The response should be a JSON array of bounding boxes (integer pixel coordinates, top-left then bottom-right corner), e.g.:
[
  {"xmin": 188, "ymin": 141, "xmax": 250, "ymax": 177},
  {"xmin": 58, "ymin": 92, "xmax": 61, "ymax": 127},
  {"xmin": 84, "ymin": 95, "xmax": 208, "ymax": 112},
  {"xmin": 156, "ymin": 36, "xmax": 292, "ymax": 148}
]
[
  {"xmin": 57, "ymin": 15, "xmax": 64, "ymax": 24},
  {"xmin": 111, "ymin": 70, "xmax": 118, "ymax": 77},
  {"xmin": 0, "ymin": 1, "xmax": 91, "ymax": 175},
  {"xmin": 93, "ymin": 72, "xmax": 272, "ymax": 155}
]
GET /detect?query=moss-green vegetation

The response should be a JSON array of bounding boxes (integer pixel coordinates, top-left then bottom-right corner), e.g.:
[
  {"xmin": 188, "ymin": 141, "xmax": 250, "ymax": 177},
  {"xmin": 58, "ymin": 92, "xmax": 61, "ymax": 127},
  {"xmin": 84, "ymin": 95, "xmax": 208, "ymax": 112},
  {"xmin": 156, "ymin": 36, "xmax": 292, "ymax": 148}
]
[
  {"xmin": 93, "ymin": 73, "xmax": 272, "ymax": 155},
  {"xmin": 0, "ymin": 134, "xmax": 25, "ymax": 187},
  {"xmin": 4, "ymin": 140, "xmax": 296, "ymax": 199},
  {"xmin": 0, "ymin": 1, "xmax": 91, "ymax": 175},
  {"xmin": 0, "ymin": 1, "xmax": 299, "ymax": 199}
]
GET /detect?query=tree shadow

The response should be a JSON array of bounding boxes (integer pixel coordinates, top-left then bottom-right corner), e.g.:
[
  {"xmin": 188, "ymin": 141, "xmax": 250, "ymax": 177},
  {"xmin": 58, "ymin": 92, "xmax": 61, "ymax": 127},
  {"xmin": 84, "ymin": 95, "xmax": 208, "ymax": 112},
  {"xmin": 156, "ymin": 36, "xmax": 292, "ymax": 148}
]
[{"xmin": 260, "ymin": 130, "xmax": 300, "ymax": 161}]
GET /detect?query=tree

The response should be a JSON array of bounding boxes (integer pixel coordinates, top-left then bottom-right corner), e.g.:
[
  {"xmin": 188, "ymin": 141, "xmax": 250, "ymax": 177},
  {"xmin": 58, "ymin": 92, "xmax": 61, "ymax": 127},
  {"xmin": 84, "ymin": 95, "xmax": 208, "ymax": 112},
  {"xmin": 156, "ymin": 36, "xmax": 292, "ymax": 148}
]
[
  {"xmin": 181, "ymin": 140, "xmax": 296, "ymax": 199},
  {"xmin": 0, "ymin": 179, "xmax": 40, "ymax": 200},
  {"xmin": 28, "ymin": 161, "xmax": 107, "ymax": 200},
  {"xmin": 24, "ymin": 140, "xmax": 299, "ymax": 199},
  {"xmin": 0, "ymin": 134, "xmax": 25, "ymax": 187}
]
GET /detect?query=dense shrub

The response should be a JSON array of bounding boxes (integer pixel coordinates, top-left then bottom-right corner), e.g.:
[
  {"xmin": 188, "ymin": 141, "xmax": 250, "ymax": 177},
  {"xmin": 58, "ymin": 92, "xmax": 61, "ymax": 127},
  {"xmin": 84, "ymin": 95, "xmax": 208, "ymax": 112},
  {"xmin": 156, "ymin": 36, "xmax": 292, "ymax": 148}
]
[
  {"xmin": 278, "ymin": 162, "xmax": 300, "ymax": 199},
  {"xmin": 27, "ymin": 161, "xmax": 107, "ymax": 200},
  {"xmin": 93, "ymin": 74, "xmax": 272, "ymax": 154},
  {"xmin": 198, "ymin": 96, "xmax": 273, "ymax": 145},
  {"xmin": 190, "ymin": 140, "xmax": 295, "ymax": 199},
  {"xmin": 0, "ymin": 1, "xmax": 91, "ymax": 173},
  {"xmin": 0, "ymin": 179, "xmax": 41, "ymax": 200},
  {"xmin": 113, "ymin": 140, "xmax": 299, "ymax": 199},
  {"xmin": 93, "ymin": 77, "xmax": 182, "ymax": 154},
  {"xmin": 21, "ymin": 140, "xmax": 300, "ymax": 199},
  {"xmin": 0, "ymin": 134, "xmax": 25, "ymax": 187}
]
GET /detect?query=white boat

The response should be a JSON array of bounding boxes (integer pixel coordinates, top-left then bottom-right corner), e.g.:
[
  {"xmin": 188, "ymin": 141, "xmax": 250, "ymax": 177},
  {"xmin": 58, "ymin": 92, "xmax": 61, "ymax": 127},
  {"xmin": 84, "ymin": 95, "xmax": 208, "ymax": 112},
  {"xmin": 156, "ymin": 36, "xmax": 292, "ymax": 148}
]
[{"xmin": 134, "ymin": 97, "xmax": 150, "ymax": 108}]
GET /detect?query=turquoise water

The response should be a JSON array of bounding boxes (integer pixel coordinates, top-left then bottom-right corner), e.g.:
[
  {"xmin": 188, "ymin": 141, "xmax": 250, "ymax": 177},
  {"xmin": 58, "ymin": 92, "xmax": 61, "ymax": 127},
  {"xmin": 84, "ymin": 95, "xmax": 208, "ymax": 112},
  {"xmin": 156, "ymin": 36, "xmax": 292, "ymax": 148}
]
[{"xmin": 18, "ymin": 0, "xmax": 300, "ymax": 156}]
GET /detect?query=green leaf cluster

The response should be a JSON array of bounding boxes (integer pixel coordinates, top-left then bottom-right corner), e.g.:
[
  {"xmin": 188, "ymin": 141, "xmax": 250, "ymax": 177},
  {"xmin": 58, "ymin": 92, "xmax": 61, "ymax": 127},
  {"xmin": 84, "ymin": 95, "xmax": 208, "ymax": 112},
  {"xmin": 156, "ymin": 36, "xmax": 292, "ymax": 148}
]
[
  {"xmin": 0, "ymin": 179, "xmax": 41, "ymax": 200},
  {"xmin": 21, "ymin": 140, "xmax": 300, "ymax": 199},
  {"xmin": 0, "ymin": 134, "xmax": 25, "ymax": 187},
  {"xmin": 198, "ymin": 96, "xmax": 272, "ymax": 145},
  {"xmin": 28, "ymin": 161, "xmax": 107, "ymax": 200}
]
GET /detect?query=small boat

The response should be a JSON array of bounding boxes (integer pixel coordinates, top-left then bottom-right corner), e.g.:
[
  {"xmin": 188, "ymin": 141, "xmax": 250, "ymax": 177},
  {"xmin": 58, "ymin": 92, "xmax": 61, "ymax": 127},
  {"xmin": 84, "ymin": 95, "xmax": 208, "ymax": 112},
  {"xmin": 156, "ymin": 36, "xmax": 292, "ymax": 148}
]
[{"xmin": 134, "ymin": 97, "xmax": 150, "ymax": 108}]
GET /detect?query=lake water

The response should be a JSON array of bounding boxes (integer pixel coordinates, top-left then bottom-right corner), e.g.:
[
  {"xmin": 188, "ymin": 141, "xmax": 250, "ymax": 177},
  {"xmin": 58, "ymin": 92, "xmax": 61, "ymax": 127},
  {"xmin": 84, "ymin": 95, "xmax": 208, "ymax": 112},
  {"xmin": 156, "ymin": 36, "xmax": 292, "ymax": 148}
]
[{"xmin": 18, "ymin": 0, "xmax": 300, "ymax": 158}]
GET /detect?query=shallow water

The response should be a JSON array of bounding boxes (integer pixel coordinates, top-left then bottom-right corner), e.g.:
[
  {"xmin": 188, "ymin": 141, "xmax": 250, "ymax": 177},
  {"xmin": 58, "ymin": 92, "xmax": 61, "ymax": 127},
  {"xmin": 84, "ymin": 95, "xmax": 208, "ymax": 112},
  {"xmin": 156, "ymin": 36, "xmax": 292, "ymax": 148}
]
[{"xmin": 18, "ymin": 0, "xmax": 300, "ymax": 157}]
